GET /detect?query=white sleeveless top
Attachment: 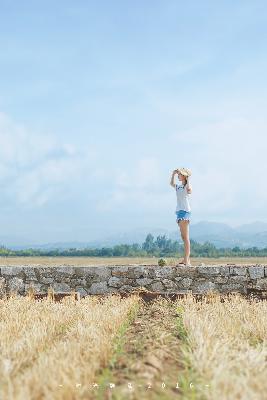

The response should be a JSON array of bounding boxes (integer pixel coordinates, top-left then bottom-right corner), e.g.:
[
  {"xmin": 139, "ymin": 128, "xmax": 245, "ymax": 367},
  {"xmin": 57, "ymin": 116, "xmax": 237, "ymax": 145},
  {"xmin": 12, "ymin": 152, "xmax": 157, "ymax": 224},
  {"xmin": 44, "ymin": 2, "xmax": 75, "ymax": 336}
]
[{"xmin": 175, "ymin": 183, "xmax": 191, "ymax": 212}]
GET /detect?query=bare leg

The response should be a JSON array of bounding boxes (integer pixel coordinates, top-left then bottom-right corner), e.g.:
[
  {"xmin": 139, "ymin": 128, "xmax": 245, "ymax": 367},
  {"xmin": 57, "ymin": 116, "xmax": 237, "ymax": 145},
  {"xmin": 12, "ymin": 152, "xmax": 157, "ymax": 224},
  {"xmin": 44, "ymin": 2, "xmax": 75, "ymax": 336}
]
[{"xmin": 178, "ymin": 219, "xmax": 190, "ymax": 264}]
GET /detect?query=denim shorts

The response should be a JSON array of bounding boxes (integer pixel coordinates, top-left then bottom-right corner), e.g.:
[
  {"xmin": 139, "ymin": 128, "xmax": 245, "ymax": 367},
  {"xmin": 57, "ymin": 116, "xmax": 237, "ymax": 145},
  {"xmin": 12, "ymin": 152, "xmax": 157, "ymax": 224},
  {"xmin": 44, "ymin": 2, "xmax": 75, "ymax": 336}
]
[{"xmin": 175, "ymin": 210, "xmax": 191, "ymax": 223}]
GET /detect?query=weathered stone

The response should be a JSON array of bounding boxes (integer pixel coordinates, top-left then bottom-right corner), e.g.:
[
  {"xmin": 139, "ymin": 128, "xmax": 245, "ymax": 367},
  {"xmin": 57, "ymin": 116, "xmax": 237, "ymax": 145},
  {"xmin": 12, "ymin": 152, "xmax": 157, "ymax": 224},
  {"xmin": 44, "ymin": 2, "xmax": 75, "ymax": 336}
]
[
  {"xmin": 155, "ymin": 267, "xmax": 175, "ymax": 279},
  {"xmin": 23, "ymin": 267, "xmax": 37, "ymax": 280},
  {"xmin": 198, "ymin": 266, "xmax": 220, "ymax": 276},
  {"xmin": 25, "ymin": 282, "xmax": 42, "ymax": 292},
  {"xmin": 180, "ymin": 278, "xmax": 193, "ymax": 288},
  {"xmin": 150, "ymin": 281, "xmax": 164, "ymax": 291},
  {"xmin": 75, "ymin": 287, "xmax": 88, "ymax": 297},
  {"xmin": 193, "ymin": 281, "xmax": 217, "ymax": 293},
  {"xmin": 111, "ymin": 266, "xmax": 129, "ymax": 277},
  {"xmin": 220, "ymin": 283, "xmax": 246, "ymax": 293},
  {"xmin": 219, "ymin": 266, "xmax": 230, "ymax": 275},
  {"xmin": 118, "ymin": 285, "xmax": 134, "ymax": 293},
  {"xmin": 0, "ymin": 263, "xmax": 266, "ymax": 297},
  {"xmin": 231, "ymin": 267, "xmax": 247, "ymax": 276},
  {"xmin": 228, "ymin": 276, "xmax": 248, "ymax": 283},
  {"xmin": 54, "ymin": 266, "xmax": 75, "ymax": 276},
  {"xmin": 88, "ymin": 281, "xmax": 108, "ymax": 294},
  {"xmin": 8, "ymin": 277, "xmax": 25, "ymax": 293},
  {"xmin": 1, "ymin": 266, "xmax": 24, "ymax": 276},
  {"xmin": 51, "ymin": 282, "xmax": 72, "ymax": 292},
  {"xmin": 74, "ymin": 267, "xmax": 95, "ymax": 277},
  {"xmin": 248, "ymin": 266, "xmax": 264, "ymax": 279},
  {"xmin": 136, "ymin": 278, "xmax": 153, "ymax": 286},
  {"xmin": 0, "ymin": 277, "xmax": 6, "ymax": 294},
  {"xmin": 35, "ymin": 267, "xmax": 54, "ymax": 277},
  {"xmin": 162, "ymin": 279, "xmax": 177, "ymax": 289},
  {"xmin": 214, "ymin": 276, "xmax": 228, "ymax": 284},
  {"xmin": 89, "ymin": 266, "xmax": 111, "ymax": 279},
  {"xmin": 71, "ymin": 278, "xmax": 86, "ymax": 286},
  {"xmin": 128, "ymin": 266, "xmax": 155, "ymax": 279},
  {"xmin": 255, "ymin": 278, "xmax": 267, "ymax": 290},
  {"xmin": 39, "ymin": 277, "xmax": 54, "ymax": 284},
  {"xmin": 108, "ymin": 276, "xmax": 123, "ymax": 288},
  {"xmin": 174, "ymin": 266, "xmax": 198, "ymax": 277}
]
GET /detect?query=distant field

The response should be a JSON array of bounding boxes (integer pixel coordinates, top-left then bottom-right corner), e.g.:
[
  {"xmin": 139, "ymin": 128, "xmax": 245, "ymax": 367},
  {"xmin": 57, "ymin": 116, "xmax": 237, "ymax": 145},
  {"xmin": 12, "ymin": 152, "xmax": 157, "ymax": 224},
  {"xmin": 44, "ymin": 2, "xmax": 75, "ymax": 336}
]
[{"xmin": 0, "ymin": 256, "xmax": 266, "ymax": 266}]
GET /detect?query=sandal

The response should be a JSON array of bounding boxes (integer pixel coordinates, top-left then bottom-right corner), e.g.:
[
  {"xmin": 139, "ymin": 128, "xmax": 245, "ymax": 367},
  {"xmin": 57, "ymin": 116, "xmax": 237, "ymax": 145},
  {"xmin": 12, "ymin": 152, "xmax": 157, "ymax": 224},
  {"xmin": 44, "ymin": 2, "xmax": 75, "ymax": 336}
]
[{"xmin": 176, "ymin": 262, "xmax": 192, "ymax": 267}]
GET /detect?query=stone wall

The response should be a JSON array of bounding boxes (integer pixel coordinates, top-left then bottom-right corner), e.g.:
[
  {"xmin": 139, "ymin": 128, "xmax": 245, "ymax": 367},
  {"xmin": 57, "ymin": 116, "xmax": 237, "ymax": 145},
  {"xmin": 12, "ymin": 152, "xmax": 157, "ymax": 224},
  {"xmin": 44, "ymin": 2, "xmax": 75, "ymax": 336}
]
[{"xmin": 0, "ymin": 264, "xmax": 267, "ymax": 297}]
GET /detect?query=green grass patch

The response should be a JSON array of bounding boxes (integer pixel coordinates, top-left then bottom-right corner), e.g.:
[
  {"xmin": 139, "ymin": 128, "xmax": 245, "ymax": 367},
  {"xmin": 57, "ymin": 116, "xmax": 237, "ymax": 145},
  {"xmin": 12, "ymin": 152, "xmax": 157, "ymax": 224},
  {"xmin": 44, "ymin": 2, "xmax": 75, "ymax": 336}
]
[
  {"xmin": 96, "ymin": 300, "xmax": 140, "ymax": 399},
  {"xmin": 175, "ymin": 303, "xmax": 208, "ymax": 400}
]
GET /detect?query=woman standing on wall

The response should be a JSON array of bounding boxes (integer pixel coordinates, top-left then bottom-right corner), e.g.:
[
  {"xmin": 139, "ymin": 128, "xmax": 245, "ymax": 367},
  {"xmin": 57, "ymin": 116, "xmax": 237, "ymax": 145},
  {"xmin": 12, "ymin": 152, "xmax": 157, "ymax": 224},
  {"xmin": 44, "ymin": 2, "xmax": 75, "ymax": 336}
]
[{"xmin": 170, "ymin": 168, "xmax": 192, "ymax": 266}]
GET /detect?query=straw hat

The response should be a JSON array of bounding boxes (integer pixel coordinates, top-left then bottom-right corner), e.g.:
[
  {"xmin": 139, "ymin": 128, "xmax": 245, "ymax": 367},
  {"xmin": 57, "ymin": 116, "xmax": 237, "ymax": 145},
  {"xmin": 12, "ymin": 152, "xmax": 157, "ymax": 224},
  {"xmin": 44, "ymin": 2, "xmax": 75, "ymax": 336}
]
[{"xmin": 176, "ymin": 167, "xmax": 192, "ymax": 177}]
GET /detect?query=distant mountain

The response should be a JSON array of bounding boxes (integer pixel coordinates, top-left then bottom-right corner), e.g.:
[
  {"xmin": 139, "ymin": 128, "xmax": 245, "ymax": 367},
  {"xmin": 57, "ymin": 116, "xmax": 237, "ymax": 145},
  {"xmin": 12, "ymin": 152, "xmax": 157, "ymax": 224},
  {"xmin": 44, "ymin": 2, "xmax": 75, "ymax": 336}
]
[
  {"xmin": 188, "ymin": 221, "xmax": 267, "ymax": 249},
  {"xmin": 1, "ymin": 221, "xmax": 267, "ymax": 250},
  {"xmin": 189, "ymin": 221, "xmax": 235, "ymax": 236},
  {"xmin": 235, "ymin": 221, "xmax": 267, "ymax": 234}
]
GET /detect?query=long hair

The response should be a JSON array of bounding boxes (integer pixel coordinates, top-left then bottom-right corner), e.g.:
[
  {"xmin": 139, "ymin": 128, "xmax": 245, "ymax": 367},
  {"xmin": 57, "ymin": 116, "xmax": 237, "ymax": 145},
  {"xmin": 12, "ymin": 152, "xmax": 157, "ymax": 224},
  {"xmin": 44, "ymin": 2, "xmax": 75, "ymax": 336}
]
[{"xmin": 182, "ymin": 176, "xmax": 188, "ymax": 188}]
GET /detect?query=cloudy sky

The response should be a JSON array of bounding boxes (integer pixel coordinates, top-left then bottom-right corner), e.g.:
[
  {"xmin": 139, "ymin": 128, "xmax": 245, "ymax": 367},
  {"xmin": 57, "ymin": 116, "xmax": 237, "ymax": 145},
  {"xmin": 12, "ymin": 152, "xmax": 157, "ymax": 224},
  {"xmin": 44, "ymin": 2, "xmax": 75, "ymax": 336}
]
[{"xmin": 0, "ymin": 0, "xmax": 267, "ymax": 243}]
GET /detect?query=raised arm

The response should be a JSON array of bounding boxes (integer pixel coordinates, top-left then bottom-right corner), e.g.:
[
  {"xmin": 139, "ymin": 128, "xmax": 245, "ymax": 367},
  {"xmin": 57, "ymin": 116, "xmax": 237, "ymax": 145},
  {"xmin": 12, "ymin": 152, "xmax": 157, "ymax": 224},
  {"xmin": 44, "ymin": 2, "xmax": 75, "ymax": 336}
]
[{"xmin": 170, "ymin": 170, "xmax": 177, "ymax": 188}]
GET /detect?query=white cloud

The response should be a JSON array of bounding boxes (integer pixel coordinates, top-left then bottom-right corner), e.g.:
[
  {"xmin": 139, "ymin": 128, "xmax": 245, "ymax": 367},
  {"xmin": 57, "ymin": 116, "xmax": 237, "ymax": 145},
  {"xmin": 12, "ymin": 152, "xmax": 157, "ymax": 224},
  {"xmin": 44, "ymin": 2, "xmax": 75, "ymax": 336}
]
[
  {"xmin": 0, "ymin": 112, "xmax": 97, "ymax": 207},
  {"xmin": 96, "ymin": 156, "xmax": 173, "ymax": 212},
  {"xmin": 171, "ymin": 116, "xmax": 267, "ymax": 214}
]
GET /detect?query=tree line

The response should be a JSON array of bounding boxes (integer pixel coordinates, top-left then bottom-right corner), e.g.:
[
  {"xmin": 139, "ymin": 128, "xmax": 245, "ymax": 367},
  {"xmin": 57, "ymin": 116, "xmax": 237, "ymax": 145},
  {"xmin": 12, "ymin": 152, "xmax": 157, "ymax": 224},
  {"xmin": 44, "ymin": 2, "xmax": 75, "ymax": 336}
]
[{"xmin": 0, "ymin": 233, "xmax": 266, "ymax": 257}]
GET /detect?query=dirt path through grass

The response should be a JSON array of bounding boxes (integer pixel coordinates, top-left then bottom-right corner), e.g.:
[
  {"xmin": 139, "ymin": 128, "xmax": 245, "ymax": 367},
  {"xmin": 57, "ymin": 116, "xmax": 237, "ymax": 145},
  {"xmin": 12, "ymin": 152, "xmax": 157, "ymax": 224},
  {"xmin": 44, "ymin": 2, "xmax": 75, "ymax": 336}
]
[{"xmin": 96, "ymin": 298, "xmax": 189, "ymax": 399}]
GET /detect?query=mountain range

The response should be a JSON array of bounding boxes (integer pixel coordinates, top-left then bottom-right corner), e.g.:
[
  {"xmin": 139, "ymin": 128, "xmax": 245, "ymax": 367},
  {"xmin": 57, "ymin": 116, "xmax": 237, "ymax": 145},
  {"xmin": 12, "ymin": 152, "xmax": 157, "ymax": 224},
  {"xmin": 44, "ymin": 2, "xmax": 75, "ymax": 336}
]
[{"xmin": 1, "ymin": 221, "xmax": 267, "ymax": 250}]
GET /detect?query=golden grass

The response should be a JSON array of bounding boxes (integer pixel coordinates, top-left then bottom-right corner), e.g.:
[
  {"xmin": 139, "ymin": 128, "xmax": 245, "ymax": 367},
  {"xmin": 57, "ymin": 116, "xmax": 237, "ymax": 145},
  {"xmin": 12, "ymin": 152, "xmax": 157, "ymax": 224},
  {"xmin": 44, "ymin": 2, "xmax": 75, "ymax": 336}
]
[
  {"xmin": 176, "ymin": 293, "xmax": 267, "ymax": 400},
  {"xmin": 1, "ymin": 290, "xmax": 266, "ymax": 399},
  {"xmin": 0, "ymin": 256, "xmax": 266, "ymax": 266},
  {"xmin": 0, "ymin": 293, "xmax": 140, "ymax": 399}
]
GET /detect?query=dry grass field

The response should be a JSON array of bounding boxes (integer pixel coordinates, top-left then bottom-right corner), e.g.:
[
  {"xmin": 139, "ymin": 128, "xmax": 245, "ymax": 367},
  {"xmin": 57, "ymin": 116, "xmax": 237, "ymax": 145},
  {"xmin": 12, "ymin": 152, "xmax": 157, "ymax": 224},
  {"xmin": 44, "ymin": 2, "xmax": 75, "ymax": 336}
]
[
  {"xmin": 0, "ymin": 256, "xmax": 266, "ymax": 266},
  {"xmin": 0, "ymin": 291, "xmax": 266, "ymax": 399}
]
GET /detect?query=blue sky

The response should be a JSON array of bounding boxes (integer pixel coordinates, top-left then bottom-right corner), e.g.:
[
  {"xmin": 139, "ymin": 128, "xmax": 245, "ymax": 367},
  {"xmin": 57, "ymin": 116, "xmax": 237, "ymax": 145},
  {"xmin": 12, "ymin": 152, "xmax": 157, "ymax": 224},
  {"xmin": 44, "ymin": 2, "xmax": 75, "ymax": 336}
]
[{"xmin": 0, "ymin": 0, "xmax": 267, "ymax": 243}]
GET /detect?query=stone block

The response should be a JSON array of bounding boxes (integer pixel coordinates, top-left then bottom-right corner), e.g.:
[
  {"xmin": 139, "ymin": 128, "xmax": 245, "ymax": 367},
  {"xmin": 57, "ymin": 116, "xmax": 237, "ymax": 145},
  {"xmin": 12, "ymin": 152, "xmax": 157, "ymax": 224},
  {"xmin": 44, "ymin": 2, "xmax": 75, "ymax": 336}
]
[
  {"xmin": 136, "ymin": 278, "xmax": 153, "ymax": 286},
  {"xmin": 23, "ymin": 267, "xmax": 37, "ymax": 280},
  {"xmin": 193, "ymin": 281, "xmax": 217, "ymax": 293},
  {"xmin": 197, "ymin": 266, "xmax": 220, "ymax": 276},
  {"xmin": 54, "ymin": 266, "xmax": 75, "ymax": 276},
  {"xmin": 25, "ymin": 282, "xmax": 42, "ymax": 292},
  {"xmin": 89, "ymin": 266, "xmax": 111, "ymax": 279},
  {"xmin": 220, "ymin": 283, "xmax": 246, "ymax": 294},
  {"xmin": 74, "ymin": 267, "xmax": 95, "ymax": 277},
  {"xmin": 108, "ymin": 276, "xmax": 123, "ymax": 288},
  {"xmin": 214, "ymin": 276, "xmax": 228, "ymax": 284},
  {"xmin": 40, "ymin": 277, "xmax": 54, "ymax": 284},
  {"xmin": 230, "ymin": 267, "xmax": 247, "ymax": 276},
  {"xmin": 34, "ymin": 267, "xmax": 54, "ymax": 277},
  {"xmin": 118, "ymin": 285, "xmax": 134, "ymax": 293},
  {"xmin": 255, "ymin": 278, "xmax": 267, "ymax": 290},
  {"xmin": 248, "ymin": 266, "xmax": 264, "ymax": 279},
  {"xmin": 1, "ymin": 266, "xmax": 24, "ymax": 276},
  {"xmin": 162, "ymin": 279, "xmax": 177, "ymax": 289},
  {"xmin": 8, "ymin": 277, "xmax": 25, "ymax": 293},
  {"xmin": 88, "ymin": 281, "xmax": 108, "ymax": 294},
  {"xmin": 75, "ymin": 287, "xmax": 88, "ymax": 297},
  {"xmin": 180, "ymin": 278, "xmax": 193, "ymax": 288},
  {"xmin": 51, "ymin": 282, "xmax": 72, "ymax": 292},
  {"xmin": 219, "ymin": 266, "xmax": 230, "ymax": 275},
  {"xmin": 150, "ymin": 281, "xmax": 164, "ymax": 292},
  {"xmin": 111, "ymin": 266, "xmax": 129, "ymax": 277},
  {"xmin": 228, "ymin": 276, "xmax": 248, "ymax": 283},
  {"xmin": 155, "ymin": 266, "xmax": 175, "ymax": 279},
  {"xmin": 174, "ymin": 266, "xmax": 198, "ymax": 277}
]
